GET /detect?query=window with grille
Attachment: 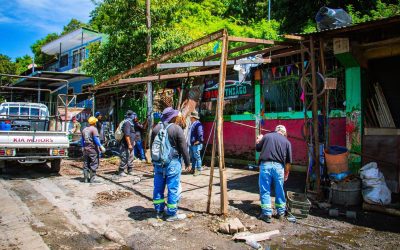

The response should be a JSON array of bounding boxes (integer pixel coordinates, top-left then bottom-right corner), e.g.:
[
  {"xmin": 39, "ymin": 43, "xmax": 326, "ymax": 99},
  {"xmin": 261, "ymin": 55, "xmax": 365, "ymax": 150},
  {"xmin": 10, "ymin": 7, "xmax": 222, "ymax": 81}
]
[{"xmin": 60, "ymin": 54, "xmax": 68, "ymax": 68}]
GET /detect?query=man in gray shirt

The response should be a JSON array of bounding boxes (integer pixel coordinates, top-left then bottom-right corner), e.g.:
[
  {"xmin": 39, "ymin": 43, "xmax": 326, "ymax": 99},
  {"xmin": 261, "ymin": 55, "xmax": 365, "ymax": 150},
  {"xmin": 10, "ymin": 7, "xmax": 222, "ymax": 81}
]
[
  {"xmin": 256, "ymin": 125, "xmax": 292, "ymax": 223},
  {"xmin": 118, "ymin": 110, "xmax": 136, "ymax": 176},
  {"xmin": 151, "ymin": 107, "xmax": 190, "ymax": 222}
]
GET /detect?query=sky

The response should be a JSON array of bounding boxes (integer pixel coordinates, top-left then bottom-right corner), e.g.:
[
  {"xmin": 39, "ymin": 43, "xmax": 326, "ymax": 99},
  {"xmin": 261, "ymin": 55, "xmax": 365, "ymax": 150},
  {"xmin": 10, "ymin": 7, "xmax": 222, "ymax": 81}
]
[{"xmin": 0, "ymin": 0, "xmax": 95, "ymax": 60}]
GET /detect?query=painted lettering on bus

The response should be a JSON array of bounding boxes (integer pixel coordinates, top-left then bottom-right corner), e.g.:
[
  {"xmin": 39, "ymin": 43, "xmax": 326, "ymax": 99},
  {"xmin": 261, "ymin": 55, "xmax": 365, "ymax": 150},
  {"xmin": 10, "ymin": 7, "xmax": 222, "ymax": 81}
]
[{"xmin": 13, "ymin": 138, "xmax": 54, "ymax": 143}]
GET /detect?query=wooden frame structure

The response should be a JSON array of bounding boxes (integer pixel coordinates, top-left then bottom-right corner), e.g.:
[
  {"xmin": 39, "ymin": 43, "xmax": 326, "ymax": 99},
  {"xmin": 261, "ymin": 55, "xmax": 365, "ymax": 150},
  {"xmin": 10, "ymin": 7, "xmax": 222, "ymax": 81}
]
[{"xmin": 94, "ymin": 29, "xmax": 308, "ymax": 215}]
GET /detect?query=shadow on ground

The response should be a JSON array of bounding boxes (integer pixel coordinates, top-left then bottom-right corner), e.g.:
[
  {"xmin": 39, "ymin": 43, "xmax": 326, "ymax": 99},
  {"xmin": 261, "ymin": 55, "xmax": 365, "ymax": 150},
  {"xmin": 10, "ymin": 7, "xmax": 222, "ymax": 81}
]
[
  {"xmin": 0, "ymin": 162, "xmax": 59, "ymax": 180},
  {"xmin": 126, "ymin": 206, "xmax": 156, "ymax": 221}
]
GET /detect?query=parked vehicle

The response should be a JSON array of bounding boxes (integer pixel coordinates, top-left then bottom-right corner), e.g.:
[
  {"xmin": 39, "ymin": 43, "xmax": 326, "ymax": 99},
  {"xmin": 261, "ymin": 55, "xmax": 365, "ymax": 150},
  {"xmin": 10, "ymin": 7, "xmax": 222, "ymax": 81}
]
[
  {"xmin": 103, "ymin": 125, "xmax": 119, "ymax": 157},
  {"xmin": 0, "ymin": 102, "xmax": 69, "ymax": 173}
]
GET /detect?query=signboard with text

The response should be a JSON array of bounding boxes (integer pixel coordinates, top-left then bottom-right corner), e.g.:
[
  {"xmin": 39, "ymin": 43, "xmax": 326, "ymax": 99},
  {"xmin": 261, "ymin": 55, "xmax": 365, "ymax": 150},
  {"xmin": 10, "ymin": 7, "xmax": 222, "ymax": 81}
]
[{"xmin": 202, "ymin": 80, "xmax": 253, "ymax": 102}]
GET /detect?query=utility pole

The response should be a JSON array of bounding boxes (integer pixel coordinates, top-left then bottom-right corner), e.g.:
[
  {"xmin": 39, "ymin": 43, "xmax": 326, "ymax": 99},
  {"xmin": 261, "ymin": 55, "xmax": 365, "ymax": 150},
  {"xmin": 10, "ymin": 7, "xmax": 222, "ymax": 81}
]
[
  {"xmin": 268, "ymin": 0, "xmax": 271, "ymax": 21},
  {"xmin": 145, "ymin": 0, "xmax": 153, "ymax": 155}
]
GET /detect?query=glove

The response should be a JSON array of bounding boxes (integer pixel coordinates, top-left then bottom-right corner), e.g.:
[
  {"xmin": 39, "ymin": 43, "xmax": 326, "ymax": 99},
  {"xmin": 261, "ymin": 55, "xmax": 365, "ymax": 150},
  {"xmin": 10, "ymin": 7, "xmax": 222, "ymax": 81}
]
[{"xmin": 100, "ymin": 145, "xmax": 106, "ymax": 153}]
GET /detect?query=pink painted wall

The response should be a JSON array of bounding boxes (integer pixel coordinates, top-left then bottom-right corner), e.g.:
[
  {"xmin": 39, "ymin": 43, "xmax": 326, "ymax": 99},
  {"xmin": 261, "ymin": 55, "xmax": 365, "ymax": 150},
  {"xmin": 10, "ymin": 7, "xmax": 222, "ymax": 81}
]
[{"xmin": 203, "ymin": 118, "xmax": 346, "ymax": 165}]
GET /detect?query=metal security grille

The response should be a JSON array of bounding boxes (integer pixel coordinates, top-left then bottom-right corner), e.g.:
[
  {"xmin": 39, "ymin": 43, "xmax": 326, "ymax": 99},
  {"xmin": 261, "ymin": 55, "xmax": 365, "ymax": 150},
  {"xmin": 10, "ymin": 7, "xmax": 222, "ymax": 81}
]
[{"xmin": 262, "ymin": 60, "xmax": 345, "ymax": 114}]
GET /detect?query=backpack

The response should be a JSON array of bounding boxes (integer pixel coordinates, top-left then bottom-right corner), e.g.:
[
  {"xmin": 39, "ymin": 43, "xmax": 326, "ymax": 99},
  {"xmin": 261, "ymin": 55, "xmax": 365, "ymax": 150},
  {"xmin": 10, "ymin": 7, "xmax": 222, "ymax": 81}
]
[
  {"xmin": 151, "ymin": 122, "xmax": 174, "ymax": 166},
  {"xmin": 114, "ymin": 119, "xmax": 127, "ymax": 142}
]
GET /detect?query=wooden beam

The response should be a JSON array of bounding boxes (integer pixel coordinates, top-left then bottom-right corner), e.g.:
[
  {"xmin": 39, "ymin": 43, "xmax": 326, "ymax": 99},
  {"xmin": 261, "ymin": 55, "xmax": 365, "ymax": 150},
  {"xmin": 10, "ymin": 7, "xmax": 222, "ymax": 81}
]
[
  {"xmin": 230, "ymin": 45, "xmax": 290, "ymax": 60},
  {"xmin": 217, "ymin": 29, "xmax": 229, "ymax": 216},
  {"xmin": 205, "ymin": 43, "xmax": 260, "ymax": 61},
  {"xmin": 359, "ymin": 37, "xmax": 400, "ymax": 49},
  {"xmin": 157, "ymin": 58, "xmax": 271, "ymax": 69},
  {"xmin": 154, "ymin": 43, "xmax": 263, "ymax": 76},
  {"xmin": 282, "ymin": 34, "xmax": 305, "ymax": 41},
  {"xmin": 95, "ymin": 29, "xmax": 225, "ymax": 89},
  {"xmin": 364, "ymin": 43, "xmax": 400, "ymax": 60},
  {"xmin": 206, "ymin": 123, "xmax": 217, "ymax": 213},
  {"xmin": 228, "ymin": 36, "xmax": 274, "ymax": 45},
  {"xmin": 310, "ymin": 37, "xmax": 321, "ymax": 196},
  {"xmin": 111, "ymin": 69, "xmax": 220, "ymax": 86}
]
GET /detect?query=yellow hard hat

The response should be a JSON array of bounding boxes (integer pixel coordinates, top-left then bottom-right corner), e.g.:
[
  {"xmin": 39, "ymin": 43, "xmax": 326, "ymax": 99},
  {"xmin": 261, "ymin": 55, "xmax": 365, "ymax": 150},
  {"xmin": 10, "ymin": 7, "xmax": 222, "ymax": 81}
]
[{"xmin": 88, "ymin": 116, "xmax": 98, "ymax": 125}]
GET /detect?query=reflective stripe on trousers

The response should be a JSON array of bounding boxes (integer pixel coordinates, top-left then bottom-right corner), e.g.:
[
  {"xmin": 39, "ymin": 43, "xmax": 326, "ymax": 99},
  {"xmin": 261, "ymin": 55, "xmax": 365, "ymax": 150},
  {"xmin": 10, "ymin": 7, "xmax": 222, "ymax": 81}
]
[
  {"xmin": 153, "ymin": 158, "xmax": 182, "ymax": 216},
  {"xmin": 259, "ymin": 161, "xmax": 286, "ymax": 216}
]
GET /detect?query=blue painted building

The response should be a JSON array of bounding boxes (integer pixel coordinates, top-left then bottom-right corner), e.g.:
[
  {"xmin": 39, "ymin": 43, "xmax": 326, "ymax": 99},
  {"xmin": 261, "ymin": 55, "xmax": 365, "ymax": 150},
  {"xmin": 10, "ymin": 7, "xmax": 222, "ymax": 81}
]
[{"xmin": 15, "ymin": 28, "xmax": 106, "ymax": 109}]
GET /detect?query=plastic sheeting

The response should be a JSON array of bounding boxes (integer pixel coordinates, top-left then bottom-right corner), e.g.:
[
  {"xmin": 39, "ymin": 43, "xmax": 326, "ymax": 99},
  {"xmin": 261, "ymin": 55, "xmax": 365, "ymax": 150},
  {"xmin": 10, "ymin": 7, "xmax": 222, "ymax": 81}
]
[
  {"xmin": 360, "ymin": 162, "xmax": 392, "ymax": 205},
  {"xmin": 316, "ymin": 7, "xmax": 352, "ymax": 31}
]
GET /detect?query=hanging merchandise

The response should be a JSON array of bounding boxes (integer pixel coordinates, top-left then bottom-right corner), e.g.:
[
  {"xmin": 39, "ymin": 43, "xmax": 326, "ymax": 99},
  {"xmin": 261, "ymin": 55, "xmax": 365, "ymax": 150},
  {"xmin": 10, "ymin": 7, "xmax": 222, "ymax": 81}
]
[
  {"xmin": 271, "ymin": 67, "xmax": 277, "ymax": 77},
  {"xmin": 286, "ymin": 65, "xmax": 293, "ymax": 75},
  {"xmin": 304, "ymin": 60, "xmax": 308, "ymax": 69}
]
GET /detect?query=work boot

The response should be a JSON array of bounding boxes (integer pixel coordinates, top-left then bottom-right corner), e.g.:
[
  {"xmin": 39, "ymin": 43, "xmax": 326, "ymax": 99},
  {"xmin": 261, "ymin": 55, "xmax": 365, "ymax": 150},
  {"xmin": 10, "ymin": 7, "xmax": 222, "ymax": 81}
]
[
  {"xmin": 83, "ymin": 169, "xmax": 89, "ymax": 183},
  {"xmin": 275, "ymin": 212, "xmax": 285, "ymax": 220},
  {"xmin": 156, "ymin": 211, "xmax": 164, "ymax": 220},
  {"xmin": 258, "ymin": 214, "xmax": 272, "ymax": 223},
  {"xmin": 193, "ymin": 169, "xmax": 201, "ymax": 176},
  {"xmin": 118, "ymin": 171, "xmax": 127, "ymax": 177},
  {"xmin": 89, "ymin": 170, "xmax": 102, "ymax": 184},
  {"xmin": 166, "ymin": 213, "xmax": 186, "ymax": 222}
]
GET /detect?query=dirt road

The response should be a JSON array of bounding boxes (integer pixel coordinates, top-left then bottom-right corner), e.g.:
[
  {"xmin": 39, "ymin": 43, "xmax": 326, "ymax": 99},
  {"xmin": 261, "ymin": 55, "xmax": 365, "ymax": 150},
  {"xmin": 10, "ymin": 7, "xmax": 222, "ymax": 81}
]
[{"xmin": 1, "ymin": 159, "xmax": 399, "ymax": 249}]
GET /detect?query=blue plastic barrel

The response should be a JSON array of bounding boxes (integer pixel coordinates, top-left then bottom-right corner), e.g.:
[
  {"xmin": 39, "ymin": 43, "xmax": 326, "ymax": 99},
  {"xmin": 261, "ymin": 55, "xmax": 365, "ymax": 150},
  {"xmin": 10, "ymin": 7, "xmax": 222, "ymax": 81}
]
[{"xmin": 327, "ymin": 146, "xmax": 348, "ymax": 155}]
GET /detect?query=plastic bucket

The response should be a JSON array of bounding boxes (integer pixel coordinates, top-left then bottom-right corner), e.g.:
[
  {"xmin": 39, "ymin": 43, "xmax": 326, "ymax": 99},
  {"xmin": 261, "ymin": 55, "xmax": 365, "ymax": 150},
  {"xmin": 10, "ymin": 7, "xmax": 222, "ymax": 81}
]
[{"xmin": 325, "ymin": 146, "xmax": 349, "ymax": 174}]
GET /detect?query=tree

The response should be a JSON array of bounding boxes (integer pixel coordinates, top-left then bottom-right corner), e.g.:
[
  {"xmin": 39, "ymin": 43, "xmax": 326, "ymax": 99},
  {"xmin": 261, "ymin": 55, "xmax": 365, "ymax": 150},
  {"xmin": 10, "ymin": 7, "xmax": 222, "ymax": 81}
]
[
  {"xmin": 84, "ymin": 0, "xmax": 280, "ymax": 82},
  {"xmin": 61, "ymin": 18, "xmax": 87, "ymax": 35},
  {"xmin": 271, "ymin": 0, "xmax": 378, "ymax": 33},
  {"xmin": 30, "ymin": 33, "xmax": 59, "ymax": 66},
  {"xmin": 15, "ymin": 55, "xmax": 33, "ymax": 75},
  {"xmin": 0, "ymin": 54, "xmax": 16, "ymax": 85}
]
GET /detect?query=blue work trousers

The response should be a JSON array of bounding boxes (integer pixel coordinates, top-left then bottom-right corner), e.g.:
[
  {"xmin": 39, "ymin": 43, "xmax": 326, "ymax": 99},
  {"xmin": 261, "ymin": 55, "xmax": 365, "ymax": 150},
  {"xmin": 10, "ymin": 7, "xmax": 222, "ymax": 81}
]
[
  {"xmin": 153, "ymin": 158, "xmax": 182, "ymax": 216},
  {"xmin": 189, "ymin": 144, "xmax": 203, "ymax": 170},
  {"xmin": 259, "ymin": 161, "xmax": 286, "ymax": 216},
  {"xmin": 134, "ymin": 140, "xmax": 146, "ymax": 160}
]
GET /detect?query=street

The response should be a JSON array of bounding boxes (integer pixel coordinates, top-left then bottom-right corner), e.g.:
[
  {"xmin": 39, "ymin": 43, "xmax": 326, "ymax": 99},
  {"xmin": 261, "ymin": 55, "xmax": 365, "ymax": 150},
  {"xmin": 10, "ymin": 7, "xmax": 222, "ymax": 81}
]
[{"xmin": 1, "ymin": 159, "xmax": 399, "ymax": 249}]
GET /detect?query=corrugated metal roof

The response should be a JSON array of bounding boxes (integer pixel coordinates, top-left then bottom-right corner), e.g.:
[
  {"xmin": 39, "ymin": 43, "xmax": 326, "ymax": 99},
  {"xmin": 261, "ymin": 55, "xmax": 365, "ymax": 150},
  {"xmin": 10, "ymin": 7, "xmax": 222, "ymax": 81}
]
[{"xmin": 294, "ymin": 15, "xmax": 400, "ymax": 36}]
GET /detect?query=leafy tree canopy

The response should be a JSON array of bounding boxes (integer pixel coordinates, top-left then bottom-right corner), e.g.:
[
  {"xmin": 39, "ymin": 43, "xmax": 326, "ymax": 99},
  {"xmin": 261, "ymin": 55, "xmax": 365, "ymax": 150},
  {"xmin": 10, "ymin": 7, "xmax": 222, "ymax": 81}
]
[
  {"xmin": 84, "ymin": 0, "xmax": 280, "ymax": 82},
  {"xmin": 22, "ymin": 0, "xmax": 400, "ymax": 83},
  {"xmin": 15, "ymin": 55, "xmax": 33, "ymax": 75},
  {"xmin": 0, "ymin": 54, "xmax": 16, "ymax": 84}
]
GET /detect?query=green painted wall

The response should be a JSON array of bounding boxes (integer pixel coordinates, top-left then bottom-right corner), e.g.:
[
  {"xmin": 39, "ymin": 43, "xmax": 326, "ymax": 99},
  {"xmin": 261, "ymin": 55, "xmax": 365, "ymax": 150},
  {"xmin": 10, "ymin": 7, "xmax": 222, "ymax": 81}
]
[{"xmin": 336, "ymin": 52, "xmax": 362, "ymax": 172}]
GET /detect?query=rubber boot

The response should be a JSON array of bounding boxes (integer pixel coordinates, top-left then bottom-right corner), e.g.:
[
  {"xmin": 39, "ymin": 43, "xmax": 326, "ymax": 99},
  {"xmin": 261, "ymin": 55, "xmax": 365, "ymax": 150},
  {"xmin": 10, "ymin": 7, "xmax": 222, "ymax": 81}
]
[
  {"xmin": 89, "ymin": 170, "xmax": 102, "ymax": 184},
  {"xmin": 83, "ymin": 169, "xmax": 89, "ymax": 183}
]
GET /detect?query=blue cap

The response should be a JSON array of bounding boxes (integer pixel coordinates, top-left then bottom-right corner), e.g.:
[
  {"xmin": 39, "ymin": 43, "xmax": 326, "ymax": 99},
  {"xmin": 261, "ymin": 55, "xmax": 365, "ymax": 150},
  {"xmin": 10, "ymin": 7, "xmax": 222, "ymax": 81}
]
[{"xmin": 95, "ymin": 111, "xmax": 101, "ymax": 117}]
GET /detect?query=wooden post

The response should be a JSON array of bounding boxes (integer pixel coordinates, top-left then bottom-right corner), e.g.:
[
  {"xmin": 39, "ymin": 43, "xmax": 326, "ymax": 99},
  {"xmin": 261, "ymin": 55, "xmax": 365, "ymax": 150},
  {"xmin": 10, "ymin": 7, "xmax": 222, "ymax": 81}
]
[
  {"xmin": 310, "ymin": 36, "xmax": 321, "ymax": 195},
  {"xmin": 206, "ymin": 123, "xmax": 217, "ymax": 213},
  {"xmin": 300, "ymin": 42, "xmax": 310, "ymax": 192},
  {"xmin": 145, "ymin": 0, "xmax": 153, "ymax": 154},
  {"xmin": 319, "ymin": 38, "xmax": 329, "ymax": 147},
  {"xmin": 216, "ymin": 29, "xmax": 229, "ymax": 216}
]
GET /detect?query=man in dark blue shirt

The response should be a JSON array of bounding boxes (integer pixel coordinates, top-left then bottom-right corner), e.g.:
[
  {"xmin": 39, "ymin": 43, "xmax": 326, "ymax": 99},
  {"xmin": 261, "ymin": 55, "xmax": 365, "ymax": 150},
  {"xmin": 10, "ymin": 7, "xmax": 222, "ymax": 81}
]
[
  {"xmin": 188, "ymin": 111, "xmax": 204, "ymax": 176},
  {"xmin": 256, "ymin": 125, "xmax": 292, "ymax": 223}
]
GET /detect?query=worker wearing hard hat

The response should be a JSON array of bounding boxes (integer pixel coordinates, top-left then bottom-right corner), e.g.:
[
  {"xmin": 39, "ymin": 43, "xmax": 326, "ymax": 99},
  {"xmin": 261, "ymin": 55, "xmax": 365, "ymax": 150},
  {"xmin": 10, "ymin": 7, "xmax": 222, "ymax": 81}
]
[{"xmin": 81, "ymin": 116, "xmax": 106, "ymax": 184}]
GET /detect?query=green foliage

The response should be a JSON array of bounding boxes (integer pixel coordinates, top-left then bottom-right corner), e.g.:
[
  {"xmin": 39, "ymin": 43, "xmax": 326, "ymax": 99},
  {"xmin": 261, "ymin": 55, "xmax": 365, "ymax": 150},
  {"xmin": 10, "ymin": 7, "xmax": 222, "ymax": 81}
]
[
  {"xmin": 61, "ymin": 18, "xmax": 88, "ymax": 35},
  {"xmin": 347, "ymin": 0, "xmax": 400, "ymax": 23},
  {"xmin": 0, "ymin": 54, "xmax": 16, "ymax": 84},
  {"xmin": 15, "ymin": 55, "xmax": 33, "ymax": 75},
  {"xmin": 84, "ymin": 0, "xmax": 281, "ymax": 83},
  {"xmin": 30, "ymin": 33, "xmax": 59, "ymax": 66}
]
